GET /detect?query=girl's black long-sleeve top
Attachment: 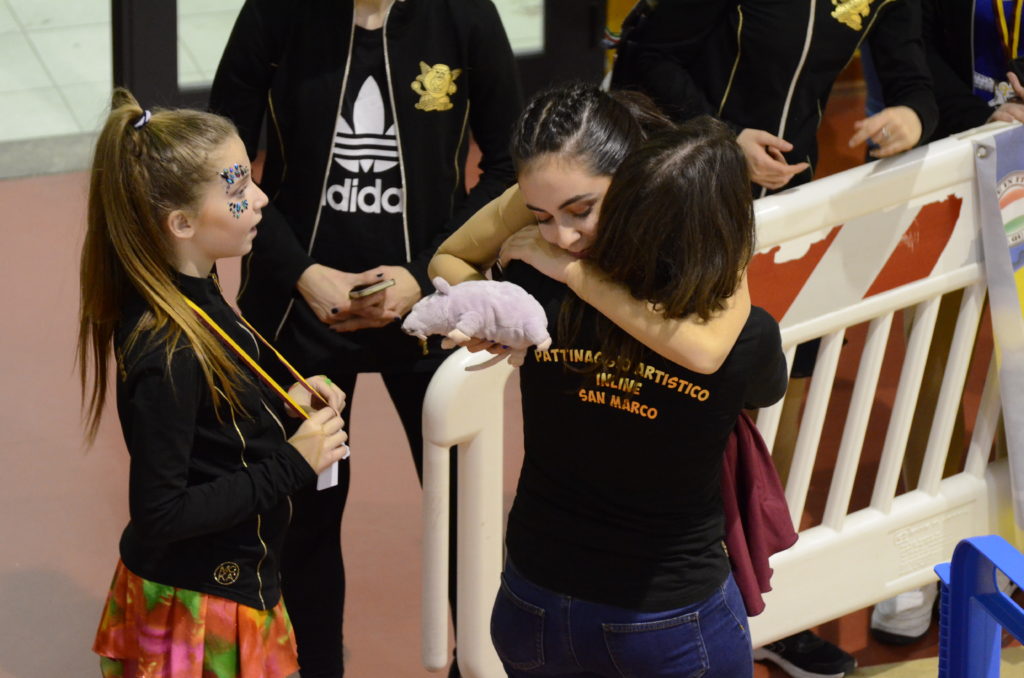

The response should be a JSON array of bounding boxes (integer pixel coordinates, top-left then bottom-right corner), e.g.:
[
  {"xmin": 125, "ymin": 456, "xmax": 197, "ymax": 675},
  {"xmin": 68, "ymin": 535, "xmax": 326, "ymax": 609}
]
[{"xmin": 115, "ymin": 273, "xmax": 316, "ymax": 610}]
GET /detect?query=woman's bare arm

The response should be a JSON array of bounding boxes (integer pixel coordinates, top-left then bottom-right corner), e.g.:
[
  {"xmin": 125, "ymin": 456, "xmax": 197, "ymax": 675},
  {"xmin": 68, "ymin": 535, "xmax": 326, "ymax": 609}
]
[{"xmin": 566, "ymin": 262, "xmax": 751, "ymax": 375}]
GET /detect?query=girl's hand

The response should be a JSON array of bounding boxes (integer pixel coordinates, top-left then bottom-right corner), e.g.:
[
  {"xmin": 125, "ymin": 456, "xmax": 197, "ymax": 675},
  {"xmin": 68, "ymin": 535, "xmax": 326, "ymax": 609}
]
[
  {"xmin": 849, "ymin": 105, "xmax": 922, "ymax": 158},
  {"xmin": 989, "ymin": 102, "xmax": 1024, "ymax": 124},
  {"xmin": 440, "ymin": 335, "xmax": 514, "ymax": 357},
  {"xmin": 285, "ymin": 376, "xmax": 346, "ymax": 417},
  {"xmin": 498, "ymin": 225, "xmax": 575, "ymax": 283},
  {"xmin": 736, "ymin": 128, "xmax": 810, "ymax": 190},
  {"xmin": 296, "ymin": 263, "xmax": 387, "ymax": 324},
  {"xmin": 288, "ymin": 407, "xmax": 348, "ymax": 473}
]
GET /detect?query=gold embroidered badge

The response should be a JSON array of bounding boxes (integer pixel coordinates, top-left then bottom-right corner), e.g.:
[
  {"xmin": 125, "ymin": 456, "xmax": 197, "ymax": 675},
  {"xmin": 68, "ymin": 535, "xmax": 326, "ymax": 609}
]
[
  {"xmin": 411, "ymin": 62, "xmax": 462, "ymax": 112},
  {"xmin": 830, "ymin": 0, "xmax": 873, "ymax": 30},
  {"xmin": 997, "ymin": 80, "xmax": 1015, "ymax": 104},
  {"xmin": 213, "ymin": 562, "xmax": 240, "ymax": 585}
]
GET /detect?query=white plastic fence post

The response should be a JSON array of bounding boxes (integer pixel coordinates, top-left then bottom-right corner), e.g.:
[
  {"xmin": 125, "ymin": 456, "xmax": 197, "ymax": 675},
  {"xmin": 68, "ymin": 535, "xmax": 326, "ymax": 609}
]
[
  {"xmin": 421, "ymin": 348, "xmax": 514, "ymax": 678},
  {"xmin": 871, "ymin": 296, "xmax": 941, "ymax": 513},
  {"xmin": 965, "ymin": 358, "xmax": 1002, "ymax": 479},
  {"xmin": 786, "ymin": 329, "xmax": 845, "ymax": 525},
  {"xmin": 822, "ymin": 312, "xmax": 894, "ymax": 530},
  {"xmin": 422, "ymin": 440, "xmax": 451, "ymax": 672},
  {"xmin": 455, "ymin": 416, "xmax": 506, "ymax": 678},
  {"xmin": 917, "ymin": 282, "xmax": 986, "ymax": 494}
]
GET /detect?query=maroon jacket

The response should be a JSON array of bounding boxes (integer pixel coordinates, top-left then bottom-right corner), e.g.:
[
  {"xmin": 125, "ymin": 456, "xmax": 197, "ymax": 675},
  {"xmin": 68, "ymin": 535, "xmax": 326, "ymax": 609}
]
[{"xmin": 721, "ymin": 411, "xmax": 798, "ymax": 616}]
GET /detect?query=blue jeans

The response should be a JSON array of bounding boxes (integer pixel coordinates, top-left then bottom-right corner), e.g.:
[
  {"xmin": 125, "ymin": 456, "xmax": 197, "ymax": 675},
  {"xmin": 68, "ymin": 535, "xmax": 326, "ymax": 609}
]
[{"xmin": 490, "ymin": 562, "xmax": 752, "ymax": 678}]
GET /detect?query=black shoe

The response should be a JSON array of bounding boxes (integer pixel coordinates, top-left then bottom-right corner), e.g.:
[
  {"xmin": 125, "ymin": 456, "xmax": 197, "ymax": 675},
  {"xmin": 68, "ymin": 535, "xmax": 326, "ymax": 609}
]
[{"xmin": 753, "ymin": 631, "xmax": 857, "ymax": 678}]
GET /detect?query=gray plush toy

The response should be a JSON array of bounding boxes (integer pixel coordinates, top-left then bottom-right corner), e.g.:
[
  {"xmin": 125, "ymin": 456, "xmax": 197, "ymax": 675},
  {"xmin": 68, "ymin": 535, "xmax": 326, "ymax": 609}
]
[{"xmin": 401, "ymin": 277, "xmax": 552, "ymax": 366}]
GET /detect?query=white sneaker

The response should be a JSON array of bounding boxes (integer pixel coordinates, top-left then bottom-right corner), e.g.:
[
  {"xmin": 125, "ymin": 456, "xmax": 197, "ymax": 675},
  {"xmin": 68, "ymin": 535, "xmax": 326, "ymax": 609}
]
[{"xmin": 870, "ymin": 582, "xmax": 938, "ymax": 645}]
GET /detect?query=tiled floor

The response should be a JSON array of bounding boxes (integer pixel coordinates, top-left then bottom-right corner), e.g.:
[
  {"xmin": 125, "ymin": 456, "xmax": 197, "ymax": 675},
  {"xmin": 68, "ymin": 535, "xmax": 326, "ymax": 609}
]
[{"xmin": 0, "ymin": 0, "xmax": 544, "ymax": 154}]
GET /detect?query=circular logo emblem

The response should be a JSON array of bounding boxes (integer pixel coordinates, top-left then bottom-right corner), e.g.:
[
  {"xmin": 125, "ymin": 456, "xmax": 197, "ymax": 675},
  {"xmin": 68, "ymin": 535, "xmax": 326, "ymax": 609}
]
[
  {"xmin": 997, "ymin": 171, "xmax": 1024, "ymax": 259},
  {"xmin": 213, "ymin": 562, "xmax": 241, "ymax": 586}
]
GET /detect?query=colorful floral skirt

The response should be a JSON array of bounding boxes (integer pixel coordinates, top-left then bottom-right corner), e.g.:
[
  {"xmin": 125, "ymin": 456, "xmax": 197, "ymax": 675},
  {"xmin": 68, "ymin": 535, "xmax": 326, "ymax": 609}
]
[{"xmin": 93, "ymin": 560, "xmax": 299, "ymax": 678}]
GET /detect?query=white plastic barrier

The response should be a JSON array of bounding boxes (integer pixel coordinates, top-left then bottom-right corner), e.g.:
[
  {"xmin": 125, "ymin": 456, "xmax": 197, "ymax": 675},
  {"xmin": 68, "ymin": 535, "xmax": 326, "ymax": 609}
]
[
  {"xmin": 748, "ymin": 122, "xmax": 1020, "ymax": 641},
  {"xmin": 421, "ymin": 350, "xmax": 514, "ymax": 678},
  {"xmin": 421, "ymin": 122, "xmax": 1021, "ymax": 677}
]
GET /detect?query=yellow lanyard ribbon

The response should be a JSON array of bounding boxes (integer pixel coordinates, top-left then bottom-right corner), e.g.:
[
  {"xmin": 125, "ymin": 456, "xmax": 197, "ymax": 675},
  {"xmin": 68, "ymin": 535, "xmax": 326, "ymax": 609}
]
[
  {"xmin": 995, "ymin": 0, "xmax": 1024, "ymax": 60},
  {"xmin": 183, "ymin": 296, "xmax": 328, "ymax": 419}
]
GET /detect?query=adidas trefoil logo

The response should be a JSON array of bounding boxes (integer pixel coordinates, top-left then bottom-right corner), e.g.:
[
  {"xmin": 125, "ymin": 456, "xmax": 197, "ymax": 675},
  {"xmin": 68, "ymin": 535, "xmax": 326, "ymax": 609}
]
[
  {"xmin": 326, "ymin": 75, "xmax": 403, "ymax": 214},
  {"xmin": 334, "ymin": 76, "xmax": 398, "ymax": 173}
]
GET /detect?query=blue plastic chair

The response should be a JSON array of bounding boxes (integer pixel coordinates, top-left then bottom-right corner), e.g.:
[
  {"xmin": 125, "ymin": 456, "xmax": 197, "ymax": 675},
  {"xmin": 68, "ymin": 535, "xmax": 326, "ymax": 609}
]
[{"xmin": 934, "ymin": 535, "xmax": 1024, "ymax": 677}]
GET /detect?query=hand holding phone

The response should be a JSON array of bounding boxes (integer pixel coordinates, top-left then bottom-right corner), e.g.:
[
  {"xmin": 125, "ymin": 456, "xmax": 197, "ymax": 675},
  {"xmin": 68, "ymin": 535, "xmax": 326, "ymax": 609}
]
[{"xmin": 349, "ymin": 278, "xmax": 395, "ymax": 299}]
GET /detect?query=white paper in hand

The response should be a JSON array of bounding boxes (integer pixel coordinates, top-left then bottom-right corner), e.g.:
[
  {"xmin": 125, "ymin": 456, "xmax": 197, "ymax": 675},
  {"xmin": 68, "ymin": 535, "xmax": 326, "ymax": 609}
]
[{"xmin": 316, "ymin": 444, "xmax": 350, "ymax": 491}]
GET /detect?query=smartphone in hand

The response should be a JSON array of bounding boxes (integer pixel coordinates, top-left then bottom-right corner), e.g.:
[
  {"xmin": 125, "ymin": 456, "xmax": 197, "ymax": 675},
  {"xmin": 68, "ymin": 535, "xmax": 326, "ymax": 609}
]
[{"xmin": 349, "ymin": 278, "xmax": 396, "ymax": 299}]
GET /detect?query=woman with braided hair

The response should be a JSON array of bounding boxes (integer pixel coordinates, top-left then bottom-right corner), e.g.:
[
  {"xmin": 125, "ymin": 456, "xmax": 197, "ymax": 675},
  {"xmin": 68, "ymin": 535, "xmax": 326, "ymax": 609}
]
[
  {"xmin": 430, "ymin": 83, "xmax": 787, "ymax": 678},
  {"xmin": 431, "ymin": 83, "xmax": 750, "ymax": 372}
]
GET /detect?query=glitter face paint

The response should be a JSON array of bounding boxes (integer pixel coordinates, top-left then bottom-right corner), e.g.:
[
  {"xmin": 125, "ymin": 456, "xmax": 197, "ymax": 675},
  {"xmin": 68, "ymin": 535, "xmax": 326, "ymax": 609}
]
[
  {"xmin": 219, "ymin": 163, "xmax": 250, "ymax": 191},
  {"xmin": 228, "ymin": 199, "xmax": 249, "ymax": 219},
  {"xmin": 220, "ymin": 163, "xmax": 252, "ymax": 219}
]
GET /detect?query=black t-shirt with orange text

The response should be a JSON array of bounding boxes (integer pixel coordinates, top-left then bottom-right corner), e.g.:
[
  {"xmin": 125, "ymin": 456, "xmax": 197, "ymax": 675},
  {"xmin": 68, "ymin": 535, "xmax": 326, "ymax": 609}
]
[{"xmin": 504, "ymin": 261, "xmax": 787, "ymax": 611}]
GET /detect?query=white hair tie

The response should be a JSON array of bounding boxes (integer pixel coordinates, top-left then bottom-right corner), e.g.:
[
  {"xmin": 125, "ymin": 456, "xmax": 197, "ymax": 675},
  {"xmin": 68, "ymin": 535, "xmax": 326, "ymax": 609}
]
[{"xmin": 133, "ymin": 110, "xmax": 152, "ymax": 129}]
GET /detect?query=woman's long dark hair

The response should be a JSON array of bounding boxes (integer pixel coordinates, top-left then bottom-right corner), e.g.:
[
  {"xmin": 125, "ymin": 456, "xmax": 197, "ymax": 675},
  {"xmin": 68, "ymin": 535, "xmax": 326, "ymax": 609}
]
[{"xmin": 566, "ymin": 116, "xmax": 756, "ymax": 372}]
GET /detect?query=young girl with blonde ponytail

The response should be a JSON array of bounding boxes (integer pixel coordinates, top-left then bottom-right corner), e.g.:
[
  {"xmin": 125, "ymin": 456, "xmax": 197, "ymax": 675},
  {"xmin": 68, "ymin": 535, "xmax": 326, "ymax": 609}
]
[{"xmin": 80, "ymin": 88, "xmax": 350, "ymax": 678}]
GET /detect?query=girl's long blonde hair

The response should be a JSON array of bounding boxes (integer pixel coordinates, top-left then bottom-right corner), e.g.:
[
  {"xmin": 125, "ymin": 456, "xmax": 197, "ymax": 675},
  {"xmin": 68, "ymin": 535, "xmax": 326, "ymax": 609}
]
[{"xmin": 78, "ymin": 88, "xmax": 249, "ymax": 443}]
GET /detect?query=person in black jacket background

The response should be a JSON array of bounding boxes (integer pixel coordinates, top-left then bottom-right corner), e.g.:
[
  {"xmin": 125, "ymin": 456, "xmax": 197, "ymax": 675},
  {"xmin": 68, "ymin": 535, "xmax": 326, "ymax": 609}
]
[
  {"xmin": 922, "ymin": 0, "xmax": 1024, "ymax": 140},
  {"xmin": 611, "ymin": 0, "xmax": 938, "ymax": 195},
  {"xmin": 209, "ymin": 1, "xmax": 522, "ymax": 676}
]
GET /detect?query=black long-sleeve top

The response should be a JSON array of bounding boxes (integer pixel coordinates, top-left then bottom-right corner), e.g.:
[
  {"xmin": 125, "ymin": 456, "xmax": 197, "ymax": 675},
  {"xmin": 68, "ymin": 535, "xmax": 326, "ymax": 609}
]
[{"xmin": 116, "ymin": 273, "xmax": 315, "ymax": 610}]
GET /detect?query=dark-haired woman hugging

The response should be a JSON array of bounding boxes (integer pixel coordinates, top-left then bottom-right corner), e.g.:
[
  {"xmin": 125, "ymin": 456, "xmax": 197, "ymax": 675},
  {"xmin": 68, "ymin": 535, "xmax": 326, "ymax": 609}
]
[{"xmin": 430, "ymin": 83, "xmax": 787, "ymax": 678}]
